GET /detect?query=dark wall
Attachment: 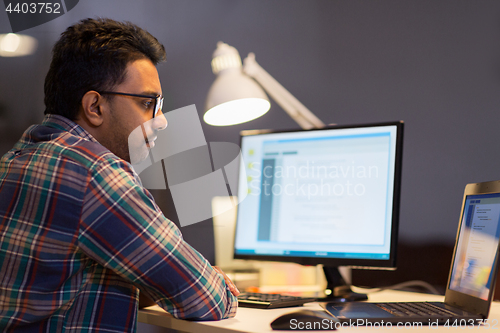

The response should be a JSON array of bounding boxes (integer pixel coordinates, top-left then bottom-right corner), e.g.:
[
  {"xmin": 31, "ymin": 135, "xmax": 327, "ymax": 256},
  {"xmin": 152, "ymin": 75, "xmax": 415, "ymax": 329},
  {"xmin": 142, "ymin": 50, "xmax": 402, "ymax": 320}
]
[{"xmin": 1, "ymin": 1, "xmax": 500, "ymax": 277}]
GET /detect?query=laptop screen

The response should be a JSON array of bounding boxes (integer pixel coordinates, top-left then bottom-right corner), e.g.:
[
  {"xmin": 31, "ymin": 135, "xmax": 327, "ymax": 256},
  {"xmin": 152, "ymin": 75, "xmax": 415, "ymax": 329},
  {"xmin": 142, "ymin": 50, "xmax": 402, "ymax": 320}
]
[{"xmin": 449, "ymin": 193, "xmax": 500, "ymax": 300}]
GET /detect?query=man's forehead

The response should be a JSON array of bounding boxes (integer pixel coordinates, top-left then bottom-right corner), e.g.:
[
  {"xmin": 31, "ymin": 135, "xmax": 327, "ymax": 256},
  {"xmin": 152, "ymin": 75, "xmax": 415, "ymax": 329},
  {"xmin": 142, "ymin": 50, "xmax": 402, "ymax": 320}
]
[{"xmin": 120, "ymin": 59, "xmax": 162, "ymax": 94}]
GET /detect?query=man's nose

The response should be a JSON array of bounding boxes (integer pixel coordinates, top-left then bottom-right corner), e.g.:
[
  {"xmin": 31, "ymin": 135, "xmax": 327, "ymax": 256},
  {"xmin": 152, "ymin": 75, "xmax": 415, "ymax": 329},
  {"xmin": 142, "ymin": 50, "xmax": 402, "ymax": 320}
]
[{"xmin": 153, "ymin": 111, "xmax": 168, "ymax": 131}]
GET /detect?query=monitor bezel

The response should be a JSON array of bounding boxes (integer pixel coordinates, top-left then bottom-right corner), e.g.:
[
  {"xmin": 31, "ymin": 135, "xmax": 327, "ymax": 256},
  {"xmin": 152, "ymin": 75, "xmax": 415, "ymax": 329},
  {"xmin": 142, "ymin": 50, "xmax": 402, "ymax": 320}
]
[{"xmin": 233, "ymin": 121, "xmax": 404, "ymax": 270}]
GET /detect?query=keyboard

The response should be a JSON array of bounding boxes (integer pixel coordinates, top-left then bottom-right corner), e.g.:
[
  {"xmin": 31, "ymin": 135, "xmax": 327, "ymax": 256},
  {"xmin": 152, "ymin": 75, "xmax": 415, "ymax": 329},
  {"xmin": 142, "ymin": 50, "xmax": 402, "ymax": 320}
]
[
  {"xmin": 237, "ymin": 292, "xmax": 318, "ymax": 309},
  {"xmin": 377, "ymin": 302, "xmax": 460, "ymax": 317}
]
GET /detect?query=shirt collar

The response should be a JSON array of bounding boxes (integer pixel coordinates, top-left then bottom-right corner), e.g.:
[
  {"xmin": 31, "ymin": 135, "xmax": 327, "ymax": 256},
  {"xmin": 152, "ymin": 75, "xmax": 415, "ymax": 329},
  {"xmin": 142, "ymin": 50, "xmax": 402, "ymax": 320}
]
[{"xmin": 42, "ymin": 114, "xmax": 99, "ymax": 143}]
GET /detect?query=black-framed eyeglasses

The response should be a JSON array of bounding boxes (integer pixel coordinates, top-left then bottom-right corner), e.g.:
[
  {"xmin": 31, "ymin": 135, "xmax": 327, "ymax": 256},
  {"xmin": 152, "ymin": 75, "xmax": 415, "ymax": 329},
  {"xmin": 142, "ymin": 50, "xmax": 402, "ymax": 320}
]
[{"xmin": 99, "ymin": 91, "xmax": 163, "ymax": 118}]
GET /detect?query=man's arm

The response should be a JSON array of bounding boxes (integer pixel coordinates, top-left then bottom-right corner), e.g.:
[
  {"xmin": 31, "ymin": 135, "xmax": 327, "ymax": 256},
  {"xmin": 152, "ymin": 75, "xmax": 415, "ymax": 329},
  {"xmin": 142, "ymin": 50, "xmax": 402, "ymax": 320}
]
[
  {"xmin": 78, "ymin": 157, "xmax": 238, "ymax": 320},
  {"xmin": 213, "ymin": 266, "xmax": 240, "ymax": 297}
]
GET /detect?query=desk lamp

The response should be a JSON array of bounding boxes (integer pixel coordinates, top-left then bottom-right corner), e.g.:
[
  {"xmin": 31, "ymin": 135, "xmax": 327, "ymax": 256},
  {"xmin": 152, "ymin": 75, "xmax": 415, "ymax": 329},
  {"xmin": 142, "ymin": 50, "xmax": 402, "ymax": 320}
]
[
  {"xmin": 204, "ymin": 42, "xmax": 325, "ymax": 130},
  {"xmin": 206, "ymin": 43, "xmax": 338, "ymax": 292}
]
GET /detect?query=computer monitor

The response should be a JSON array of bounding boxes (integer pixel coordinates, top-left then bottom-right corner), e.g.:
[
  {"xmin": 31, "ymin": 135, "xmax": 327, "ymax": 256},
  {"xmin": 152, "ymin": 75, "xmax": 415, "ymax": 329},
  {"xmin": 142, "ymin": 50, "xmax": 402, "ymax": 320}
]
[{"xmin": 233, "ymin": 121, "xmax": 404, "ymax": 301}]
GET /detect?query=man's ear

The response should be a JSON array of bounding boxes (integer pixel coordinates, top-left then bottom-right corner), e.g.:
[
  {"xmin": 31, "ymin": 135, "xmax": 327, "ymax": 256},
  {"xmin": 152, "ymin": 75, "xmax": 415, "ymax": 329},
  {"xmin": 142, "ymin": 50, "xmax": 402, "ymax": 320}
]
[{"xmin": 80, "ymin": 91, "xmax": 105, "ymax": 127}]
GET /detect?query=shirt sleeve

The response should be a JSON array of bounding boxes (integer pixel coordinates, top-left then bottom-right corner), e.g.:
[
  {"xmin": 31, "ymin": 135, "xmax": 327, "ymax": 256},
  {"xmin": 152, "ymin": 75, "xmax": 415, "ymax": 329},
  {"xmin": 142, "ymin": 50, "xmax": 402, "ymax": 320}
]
[{"xmin": 77, "ymin": 156, "xmax": 237, "ymax": 320}]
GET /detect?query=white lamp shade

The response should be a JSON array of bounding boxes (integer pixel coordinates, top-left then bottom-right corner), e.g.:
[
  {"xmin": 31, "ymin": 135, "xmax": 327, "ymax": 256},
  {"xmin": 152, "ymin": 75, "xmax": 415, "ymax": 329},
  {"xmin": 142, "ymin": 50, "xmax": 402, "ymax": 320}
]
[{"xmin": 204, "ymin": 69, "xmax": 270, "ymax": 126}]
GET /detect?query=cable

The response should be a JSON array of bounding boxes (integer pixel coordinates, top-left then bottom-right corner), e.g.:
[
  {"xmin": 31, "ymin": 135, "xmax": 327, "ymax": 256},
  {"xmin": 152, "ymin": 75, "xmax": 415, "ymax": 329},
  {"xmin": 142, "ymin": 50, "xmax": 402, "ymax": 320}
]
[{"xmin": 353, "ymin": 280, "xmax": 442, "ymax": 295}]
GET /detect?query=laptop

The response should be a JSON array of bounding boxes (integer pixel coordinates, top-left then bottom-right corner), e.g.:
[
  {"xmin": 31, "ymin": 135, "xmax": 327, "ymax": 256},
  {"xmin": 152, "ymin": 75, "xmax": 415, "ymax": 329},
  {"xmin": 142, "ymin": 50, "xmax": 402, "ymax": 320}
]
[{"xmin": 323, "ymin": 179, "xmax": 500, "ymax": 325}]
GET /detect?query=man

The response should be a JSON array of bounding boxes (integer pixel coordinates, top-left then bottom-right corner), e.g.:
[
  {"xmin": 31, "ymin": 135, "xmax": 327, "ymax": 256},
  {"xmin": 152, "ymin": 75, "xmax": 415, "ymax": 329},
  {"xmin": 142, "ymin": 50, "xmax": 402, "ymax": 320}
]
[{"xmin": 0, "ymin": 18, "xmax": 238, "ymax": 332}]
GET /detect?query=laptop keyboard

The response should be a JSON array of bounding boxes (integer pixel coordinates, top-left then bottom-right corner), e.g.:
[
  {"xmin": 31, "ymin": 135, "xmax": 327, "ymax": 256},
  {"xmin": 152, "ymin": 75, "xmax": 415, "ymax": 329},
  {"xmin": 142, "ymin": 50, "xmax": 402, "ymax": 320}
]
[
  {"xmin": 377, "ymin": 302, "xmax": 459, "ymax": 317},
  {"xmin": 237, "ymin": 292, "xmax": 317, "ymax": 309}
]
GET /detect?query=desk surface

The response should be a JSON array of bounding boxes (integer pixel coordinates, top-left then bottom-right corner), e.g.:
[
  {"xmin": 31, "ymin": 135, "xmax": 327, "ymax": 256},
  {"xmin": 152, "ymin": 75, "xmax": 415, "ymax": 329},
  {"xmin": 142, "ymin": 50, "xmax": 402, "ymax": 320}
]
[{"xmin": 138, "ymin": 290, "xmax": 500, "ymax": 332}]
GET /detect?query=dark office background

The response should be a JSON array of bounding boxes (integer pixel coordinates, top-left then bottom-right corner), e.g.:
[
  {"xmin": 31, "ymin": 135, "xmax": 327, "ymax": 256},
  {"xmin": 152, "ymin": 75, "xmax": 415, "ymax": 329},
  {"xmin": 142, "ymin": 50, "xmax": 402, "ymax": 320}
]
[{"xmin": 1, "ymin": 0, "xmax": 500, "ymax": 291}]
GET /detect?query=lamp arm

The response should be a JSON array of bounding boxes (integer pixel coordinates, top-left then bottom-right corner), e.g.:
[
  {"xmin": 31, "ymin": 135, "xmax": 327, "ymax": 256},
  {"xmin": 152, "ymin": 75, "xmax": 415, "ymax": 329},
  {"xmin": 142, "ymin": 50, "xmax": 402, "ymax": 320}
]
[{"xmin": 242, "ymin": 53, "xmax": 325, "ymax": 130}]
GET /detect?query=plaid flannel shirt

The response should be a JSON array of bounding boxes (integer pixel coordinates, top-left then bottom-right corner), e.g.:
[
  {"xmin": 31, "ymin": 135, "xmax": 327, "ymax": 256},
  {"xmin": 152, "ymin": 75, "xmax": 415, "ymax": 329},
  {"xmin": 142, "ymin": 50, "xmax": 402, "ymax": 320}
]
[{"xmin": 0, "ymin": 114, "xmax": 237, "ymax": 332}]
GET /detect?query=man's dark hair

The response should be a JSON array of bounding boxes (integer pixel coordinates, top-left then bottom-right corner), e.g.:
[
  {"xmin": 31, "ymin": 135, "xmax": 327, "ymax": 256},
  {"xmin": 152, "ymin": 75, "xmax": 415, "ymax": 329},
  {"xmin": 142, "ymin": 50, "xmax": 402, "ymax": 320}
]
[{"xmin": 44, "ymin": 18, "xmax": 166, "ymax": 120}]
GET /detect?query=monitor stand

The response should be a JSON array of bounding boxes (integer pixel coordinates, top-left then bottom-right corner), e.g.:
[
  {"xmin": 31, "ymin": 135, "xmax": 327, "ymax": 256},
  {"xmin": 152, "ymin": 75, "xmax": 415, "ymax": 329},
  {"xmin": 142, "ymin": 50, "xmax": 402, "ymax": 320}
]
[{"xmin": 319, "ymin": 266, "xmax": 368, "ymax": 302}]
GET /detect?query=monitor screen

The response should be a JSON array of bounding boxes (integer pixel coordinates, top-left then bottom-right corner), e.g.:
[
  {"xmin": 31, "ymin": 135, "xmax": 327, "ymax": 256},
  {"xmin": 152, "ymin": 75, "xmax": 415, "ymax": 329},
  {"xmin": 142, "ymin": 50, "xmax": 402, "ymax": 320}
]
[{"xmin": 234, "ymin": 121, "xmax": 404, "ymax": 271}]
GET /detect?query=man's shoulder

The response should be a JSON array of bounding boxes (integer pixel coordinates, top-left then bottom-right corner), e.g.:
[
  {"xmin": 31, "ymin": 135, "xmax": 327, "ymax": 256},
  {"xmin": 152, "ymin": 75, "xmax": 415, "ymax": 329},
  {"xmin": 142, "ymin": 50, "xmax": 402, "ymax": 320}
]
[
  {"xmin": 51, "ymin": 132, "xmax": 134, "ymax": 176},
  {"xmin": 28, "ymin": 121, "xmax": 128, "ymax": 174}
]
